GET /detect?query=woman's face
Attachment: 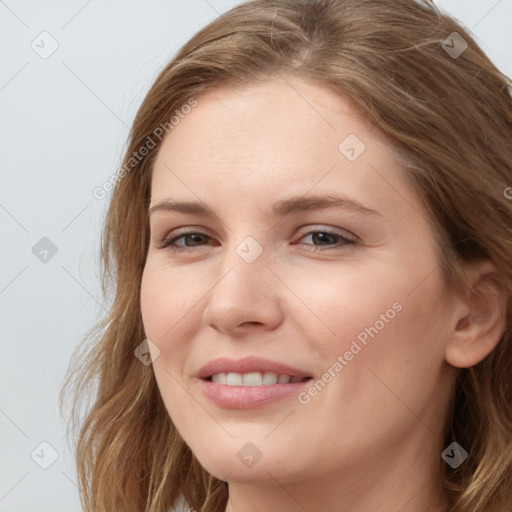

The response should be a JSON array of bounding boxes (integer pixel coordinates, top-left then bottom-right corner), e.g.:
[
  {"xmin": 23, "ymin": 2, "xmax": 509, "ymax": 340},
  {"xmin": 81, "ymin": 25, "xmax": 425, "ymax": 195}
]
[{"xmin": 140, "ymin": 76, "xmax": 457, "ymax": 489}]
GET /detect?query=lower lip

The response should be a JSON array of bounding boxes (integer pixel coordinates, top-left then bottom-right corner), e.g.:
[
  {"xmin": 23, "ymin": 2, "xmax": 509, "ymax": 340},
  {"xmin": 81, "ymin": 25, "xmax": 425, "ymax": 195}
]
[{"xmin": 198, "ymin": 378, "xmax": 313, "ymax": 409}]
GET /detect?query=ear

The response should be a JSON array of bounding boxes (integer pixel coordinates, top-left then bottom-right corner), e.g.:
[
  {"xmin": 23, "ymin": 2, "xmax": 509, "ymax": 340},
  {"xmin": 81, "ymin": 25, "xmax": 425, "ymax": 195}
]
[{"xmin": 445, "ymin": 259, "xmax": 508, "ymax": 368}]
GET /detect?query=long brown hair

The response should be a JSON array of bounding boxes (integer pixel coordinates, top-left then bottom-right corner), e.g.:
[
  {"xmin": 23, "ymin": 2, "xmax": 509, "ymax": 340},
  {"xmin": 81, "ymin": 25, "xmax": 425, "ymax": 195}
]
[{"xmin": 60, "ymin": 0, "xmax": 512, "ymax": 510}]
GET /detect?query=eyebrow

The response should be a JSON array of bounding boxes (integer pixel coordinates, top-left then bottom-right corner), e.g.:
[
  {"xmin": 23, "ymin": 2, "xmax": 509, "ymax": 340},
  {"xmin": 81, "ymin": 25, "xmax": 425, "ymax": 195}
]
[{"xmin": 148, "ymin": 194, "xmax": 383, "ymax": 219}]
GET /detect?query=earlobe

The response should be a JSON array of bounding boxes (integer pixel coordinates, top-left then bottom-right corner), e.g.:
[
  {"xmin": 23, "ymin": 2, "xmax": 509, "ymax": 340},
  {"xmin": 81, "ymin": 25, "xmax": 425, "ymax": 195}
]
[{"xmin": 445, "ymin": 260, "xmax": 507, "ymax": 369}]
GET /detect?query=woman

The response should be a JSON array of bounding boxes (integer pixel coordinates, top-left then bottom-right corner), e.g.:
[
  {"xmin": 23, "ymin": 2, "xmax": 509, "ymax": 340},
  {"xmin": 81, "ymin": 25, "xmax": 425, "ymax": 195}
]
[{"xmin": 60, "ymin": 0, "xmax": 512, "ymax": 511}]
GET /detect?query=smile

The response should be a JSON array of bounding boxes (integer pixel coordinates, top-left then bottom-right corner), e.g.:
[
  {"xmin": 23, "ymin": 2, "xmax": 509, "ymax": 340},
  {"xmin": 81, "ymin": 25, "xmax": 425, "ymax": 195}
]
[
  {"xmin": 196, "ymin": 356, "xmax": 313, "ymax": 408},
  {"xmin": 209, "ymin": 371, "xmax": 308, "ymax": 386}
]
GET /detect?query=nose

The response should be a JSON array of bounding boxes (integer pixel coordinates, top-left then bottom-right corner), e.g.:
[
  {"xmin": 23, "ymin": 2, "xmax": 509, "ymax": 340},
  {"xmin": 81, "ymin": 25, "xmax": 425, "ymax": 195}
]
[{"xmin": 202, "ymin": 242, "xmax": 284, "ymax": 336}]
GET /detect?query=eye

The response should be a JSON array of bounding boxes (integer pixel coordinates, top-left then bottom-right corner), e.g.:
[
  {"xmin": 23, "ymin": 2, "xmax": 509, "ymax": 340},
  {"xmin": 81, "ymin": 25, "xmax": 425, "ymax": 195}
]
[
  {"xmin": 294, "ymin": 229, "xmax": 357, "ymax": 252},
  {"xmin": 157, "ymin": 227, "xmax": 357, "ymax": 253},
  {"xmin": 157, "ymin": 231, "xmax": 215, "ymax": 252}
]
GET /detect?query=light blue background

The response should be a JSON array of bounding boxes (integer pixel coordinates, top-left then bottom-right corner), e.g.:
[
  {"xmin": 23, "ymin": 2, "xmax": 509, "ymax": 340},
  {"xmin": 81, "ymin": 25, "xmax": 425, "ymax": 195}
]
[{"xmin": 1, "ymin": 1, "xmax": 511, "ymax": 510}]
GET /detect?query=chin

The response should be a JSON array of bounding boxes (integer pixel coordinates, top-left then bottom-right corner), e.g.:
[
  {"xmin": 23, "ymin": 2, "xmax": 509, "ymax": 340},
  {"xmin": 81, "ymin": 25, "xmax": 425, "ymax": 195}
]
[
  {"xmin": 204, "ymin": 459, "xmax": 270, "ymax": 483},
  {"xmin": 189, "ymin": 436, "xmax": 308, "ymax": 485}
]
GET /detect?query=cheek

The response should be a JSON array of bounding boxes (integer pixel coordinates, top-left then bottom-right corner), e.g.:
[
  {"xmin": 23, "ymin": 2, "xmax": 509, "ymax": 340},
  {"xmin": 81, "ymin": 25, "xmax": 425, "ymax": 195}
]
[
  {"xmin": 284, "ymin": 259, "xmax": 405, "ymax": 357},
  {"xmin": 140, "ymin": 264, "xmax": 199, "ymax": 430},
  {"xmin": 140, "ymin": 259, "xmax": 198, "ymax": 343},
  {"xmin": 140, "ymin": 269, "xmax": 164, "ymax": 342},
  {"xmin": 332, "ymin": 271, "xmax": 449, "ymax": 415},
  {"xmin": 289, "ymin": 253, "xmax": 448, "ymax": 386}
]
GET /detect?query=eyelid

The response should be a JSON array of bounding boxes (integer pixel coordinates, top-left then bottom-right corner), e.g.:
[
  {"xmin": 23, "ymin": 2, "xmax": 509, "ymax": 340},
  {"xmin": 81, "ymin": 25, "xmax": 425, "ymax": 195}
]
[
  {"xmin": 295, "ymin": 225, "xmax": 357, "ymax": 241},
  {"xmin": 162, "ymin": 224, "xmax": 359, "ymax": 241}
]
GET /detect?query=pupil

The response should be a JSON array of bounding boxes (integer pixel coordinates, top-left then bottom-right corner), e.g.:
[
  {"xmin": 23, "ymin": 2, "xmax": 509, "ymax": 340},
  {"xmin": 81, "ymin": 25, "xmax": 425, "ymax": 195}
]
[
  {"xmin": 313, "ymin": 233, "xmax": 334, "ymax": 245},
  {"xmin": 189, "ymin": 234, "xmax": 204, "ymax": 245}
]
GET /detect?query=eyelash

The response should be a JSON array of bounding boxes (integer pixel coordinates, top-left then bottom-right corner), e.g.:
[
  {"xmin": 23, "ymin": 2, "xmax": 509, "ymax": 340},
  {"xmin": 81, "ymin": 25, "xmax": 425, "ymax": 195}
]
[{"xmin": 157, "ymin": 228, "xmax": 357, "ymax": 253}]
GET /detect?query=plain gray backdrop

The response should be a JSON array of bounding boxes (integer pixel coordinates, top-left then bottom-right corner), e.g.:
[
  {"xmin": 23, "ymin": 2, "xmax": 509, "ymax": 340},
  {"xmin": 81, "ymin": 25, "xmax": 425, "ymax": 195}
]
[{"xmin": 1, "ymin": 1, "xmax": 511, "ymax": 510}]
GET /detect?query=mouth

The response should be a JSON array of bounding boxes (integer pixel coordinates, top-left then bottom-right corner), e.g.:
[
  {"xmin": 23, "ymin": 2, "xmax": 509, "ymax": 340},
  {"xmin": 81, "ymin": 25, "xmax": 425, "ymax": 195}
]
[
  {"xmin": 196, "ymin": 357, "xmax": 314, "ymax": 409},
  {"xmin": 205, "ymin": 371, "xmax": 311, "ymax": 386}
]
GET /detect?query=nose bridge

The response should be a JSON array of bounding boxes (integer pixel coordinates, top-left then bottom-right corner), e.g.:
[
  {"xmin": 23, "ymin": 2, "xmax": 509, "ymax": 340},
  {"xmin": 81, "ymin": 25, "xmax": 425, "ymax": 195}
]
[
  {"xmin": 212, "ymin": 234, "xmax": 270, "ymax": 300},
  {"xmin": 203, "ymin": 233, "xmax": 283, "ymax": 331}
]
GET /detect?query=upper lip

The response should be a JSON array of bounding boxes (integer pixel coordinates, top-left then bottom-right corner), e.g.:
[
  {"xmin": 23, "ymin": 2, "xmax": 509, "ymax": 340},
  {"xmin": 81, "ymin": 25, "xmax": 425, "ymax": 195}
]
[{"xmin": 196, "ymin": 356, "xmax": 312, "ymax": 379}]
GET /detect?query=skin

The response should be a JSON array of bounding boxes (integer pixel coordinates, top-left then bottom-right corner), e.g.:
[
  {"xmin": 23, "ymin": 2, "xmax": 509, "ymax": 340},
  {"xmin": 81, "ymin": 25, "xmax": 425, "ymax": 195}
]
[{"xmin": 140, "ymin": 75, "xmax": 506, "ymax": 512}]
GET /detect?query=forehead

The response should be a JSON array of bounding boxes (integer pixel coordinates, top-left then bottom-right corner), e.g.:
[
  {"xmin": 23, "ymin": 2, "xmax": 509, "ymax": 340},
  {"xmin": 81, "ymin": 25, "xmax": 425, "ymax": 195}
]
[
  {"xmin": 155, "ymin": 77, "xmax": 381, "ymax": 167},
  {"xmin": 150, "ymin": 76, "xmax": 421, "ymax": 222}
]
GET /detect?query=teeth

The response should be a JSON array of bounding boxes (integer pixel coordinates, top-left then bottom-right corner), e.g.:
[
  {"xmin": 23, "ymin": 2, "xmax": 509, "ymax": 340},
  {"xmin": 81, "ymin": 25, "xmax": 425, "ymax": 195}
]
[
  {"xmin": 226, "ymin": 372, "xmax": 243, "ymax": 386},
  {"xmin": 243, "ymin": 372, "xmax": 262, "ymax": 386},
  {"xmin": 211, "ymin": 373, "xmax": 227, "ymax": 384},
  {"xmin": 210, "ymin": 372, "xmax": 306, "ymax": 386},
  {"xmin": 262, "ymin": 371, "xmax": 278, "ymax": 385}
]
